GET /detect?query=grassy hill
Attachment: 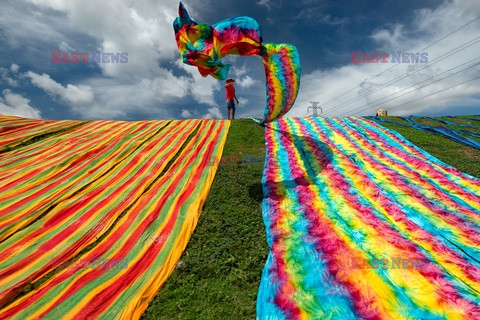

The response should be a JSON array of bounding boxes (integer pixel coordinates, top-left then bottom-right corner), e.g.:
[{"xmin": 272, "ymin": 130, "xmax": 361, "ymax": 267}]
[{"xmin": 142, "ymin": 116, "xmax": 480, "ymax": 319}]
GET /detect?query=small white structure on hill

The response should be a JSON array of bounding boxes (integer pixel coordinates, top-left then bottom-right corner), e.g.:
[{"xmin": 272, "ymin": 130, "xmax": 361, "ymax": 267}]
[{"xmin": 376, "ymin": 109, "xmax": 388, "ymax": 116}]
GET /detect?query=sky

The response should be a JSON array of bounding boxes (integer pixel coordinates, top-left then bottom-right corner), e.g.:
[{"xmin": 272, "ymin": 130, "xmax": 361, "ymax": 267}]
[{"xmin": 0, "ymin": 0, "xmax": 479, "ymax": 121}]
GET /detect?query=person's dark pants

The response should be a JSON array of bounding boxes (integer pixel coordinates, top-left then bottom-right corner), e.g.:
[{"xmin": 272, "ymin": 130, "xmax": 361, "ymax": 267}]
[{"xmin": 227, "ymin": 99, "xmax": 235, "ymax": 119}]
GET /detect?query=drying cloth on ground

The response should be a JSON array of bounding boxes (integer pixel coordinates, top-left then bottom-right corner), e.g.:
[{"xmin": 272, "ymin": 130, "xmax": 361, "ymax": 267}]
[
  {"xmin": 446, "ymin": 116, "xmax": 480, "ymax": 123},
  {"xmin": 257, "ymin": 116, "xmax": 480, "ymax": 319},
  {"xmin": 0, "ymin": 115, "xmax": 86, "ymax": 152},
  {"xmin": 0, "ymin": 115, "xmax": 229, "ymax": 319},
  {"xmin": 456, "ymin": 129, "xmax": 480, "ymax": 139},
  {"xmin": 420, "ymin": 117, "xmax": 480, "ymax": 138},
  {"xmin": 368, "ymin": 116, "xmax": 480, "ymax": 150},
  {"xmin": 422, "ymin": 117, "xmax": 480, "ymax": 129}
]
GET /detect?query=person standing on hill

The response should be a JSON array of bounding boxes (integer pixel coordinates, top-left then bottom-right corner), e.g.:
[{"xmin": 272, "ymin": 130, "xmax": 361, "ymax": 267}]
[{"xmin": 225, "ymin": 78, "xmax": 239, "ymax": 120}]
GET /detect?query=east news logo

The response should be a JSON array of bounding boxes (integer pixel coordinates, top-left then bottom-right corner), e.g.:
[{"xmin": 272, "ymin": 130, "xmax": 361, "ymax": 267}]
[
  {"xmin": 352, "ymin": 51, "xmax": 429, "ymax": 63},
  {"xmin": 52, "ymin": 51, "xmax": 128, "ymax": 63}
]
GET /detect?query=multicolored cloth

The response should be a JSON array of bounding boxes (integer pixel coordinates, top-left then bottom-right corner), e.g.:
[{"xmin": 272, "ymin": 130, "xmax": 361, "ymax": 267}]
[
  {"xmin": 173, "ymin": 2, "xmax": 301, "ymax": 123},
  {"xmin": 0, "ymin": 115, "xmax": 229, "ymax": 319},
  {"xmin": 423, "ymin": 116, "xmax": 480, "ymax": 129},
  {"xmin": 368, "ymin": 116, "xmax": 480, "ymax": 150},
  {"xmin": 258, "ymin": 116, "xmax": 480, "ymax": 319}
]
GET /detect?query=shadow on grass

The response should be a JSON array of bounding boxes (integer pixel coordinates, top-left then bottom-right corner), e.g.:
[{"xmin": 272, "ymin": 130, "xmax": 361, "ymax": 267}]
[{"xmin": 248, "ymin": 182, "xmax": 263, "ymax": 202}]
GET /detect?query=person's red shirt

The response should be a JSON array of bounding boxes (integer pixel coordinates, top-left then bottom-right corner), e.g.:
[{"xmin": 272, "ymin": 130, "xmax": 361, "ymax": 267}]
[{"xmin": 226, "ymin": 85, "xmax": 235, "ymax": 100}]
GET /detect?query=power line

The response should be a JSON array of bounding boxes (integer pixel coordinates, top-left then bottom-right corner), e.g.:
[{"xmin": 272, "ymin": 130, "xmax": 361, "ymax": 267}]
[
  {"xmin": 378, "ymin": 73, "xmax": 480, "ymax": 113},
  {"xmin": 319, "ymin": 14, "xmax": 480, "ymax": 112},
  {"xmin": 336, "ymin": 57, "xmax": 480, "ymax": 116},
  {"xmin": 324, "ymin": 34, "xmax": 480, "ymax": 115},
  {"xmin": 347, "ymin": 73, "xmax": 480, "ymax": 116}
]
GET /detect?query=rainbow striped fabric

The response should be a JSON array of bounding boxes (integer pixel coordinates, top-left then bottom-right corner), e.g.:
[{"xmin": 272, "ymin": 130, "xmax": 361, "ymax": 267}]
[
  {"xmin": 173, "ymin": 2, "xmax": 301, "ymax": 123},
  {"xmin": 258, "ymin": 116, "xmax": 480, "ymax": 319},
  {"xmin": 0, "ymin": 115, "xmax": 229, "ymax": 319}
]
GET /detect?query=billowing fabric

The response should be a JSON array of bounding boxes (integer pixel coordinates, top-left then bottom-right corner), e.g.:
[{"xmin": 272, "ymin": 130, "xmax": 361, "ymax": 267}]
[
  {"xmin": 258, "ymin": 116, "xmax": 480, "ymax": 319},
  {"xmin": 173, "ymin": 2, "xmax": 301, "ymax": 123},
  {"xmin": 0, "ymin": 115, "xmax": 229, "ymax": 319}
]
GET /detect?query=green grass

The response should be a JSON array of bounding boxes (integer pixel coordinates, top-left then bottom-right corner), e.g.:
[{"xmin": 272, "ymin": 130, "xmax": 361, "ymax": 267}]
[{"xmin": 141, "ymin": 119, "xmax": 268, "ymax": 320}]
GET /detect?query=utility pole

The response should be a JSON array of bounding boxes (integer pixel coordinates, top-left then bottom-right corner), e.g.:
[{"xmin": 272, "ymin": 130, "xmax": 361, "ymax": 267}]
[{"xmin": 308, "ymin": 101, "xmax": 322, "ymax": 116}]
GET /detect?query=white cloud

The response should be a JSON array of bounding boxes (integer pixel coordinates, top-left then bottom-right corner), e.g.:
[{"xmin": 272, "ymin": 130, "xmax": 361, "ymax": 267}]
[
  {"xmin": 175, "ymin": 60, "xmax": 221, "ymax": 107},
  {"xmin": 318, "ymin": 14, "xmax": 349, "ymax": 27},
  {"xmin": 0, "ymin": 0, "xmax": 224, "ymax": 119},
  {"xmin": 237, "ymin": 76, "xmax": 257, "ymax": 89},
  {"xmin": 257, "ymin": 0, "xmax": 271, "ymax": 9},
  {"xmin": 0, "ymin": 89, "xmax": 42, "ymax": 118},
  {"xmin": 70, "ymin": 71, "xmax": 189, "ymax": 119},
  {"xmin": 25, "ymin": 0, "xmax": 180, "ymax": 78},
  {"xmin": 181, "ymin": 109, "xmax": 192, "ymax": 118},
  {"xmin": 238, "ymin": 97, "xmax": 249, "ymax": 106},
  {"xmin": 203, "ymin": 107, "xmax": 223, "ymax": 119},
  {"xmin": 10, "ymin": 64, "xmax": 19, "ymax": 72},
  {"xmin": 232, "ymin": 65, "xmax": 248, "ymax": 78},
  {"xmin": 292, "ymin": 1, "xmax": 348, "ymax": 26},
  {"xmin": 370, "ymin": 24, "xmax": 406, "ymax": 49},
  {"xmin": 291, "ymin": 0, "xmax": 480, "ymax": 117},
  {"xmin": 0, "ymin": 66, "xmax": 19, "ymax": 87},
  {"xmin": 28, "ymin": 0, "xmax": 68, "ymax": 11},
  {"xmin": 26, "ymin": 71, "xmax": 94, "ymax": 105},
  {"xmin": 0, "ymin": 1, "xmax": 71, "ymax": 50},
  {"xmin": 5, "ymin": 78, "xmax": 19, "ymax": 87},
  {"xmin": 59, "ymin": 41, "xmax": 75, "ymax": 52}
]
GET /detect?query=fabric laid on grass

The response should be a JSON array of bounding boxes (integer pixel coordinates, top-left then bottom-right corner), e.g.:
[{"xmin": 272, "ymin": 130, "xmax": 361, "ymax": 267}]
[
  {"xmin": 445, "ymin": 116, "xmax": 480, "ymax": 123},
  {"xmin": 422, "ymin": 126, "xmax": 480, "ymax": 149},
  {"xmin": 419, "ymin": 117, "xmax": 480, "ymax": 138},
  {"xmin": 422, "ymin": 116, "xmax": 480, "ymax": 129},
  {"xmin": 456, "ymin": 129, "xmax": 480, "ymax": 139},
  {"xmin": 258, "ymin": 116, "xmax": 480, "ymax": 319},
  {"xmin": 0, "ymin": 115, "xmax": 86, "ymax": 152},
  {"xmin": 403, "ymin": 116, "xmax": 480, "ymax": 131},
  {"xmin": 368, "ymin": 116, "xmax": 480, "ymax": 150},
  {"xmin": 0, "ymin": 115, "xmax": 230, "ymax": 319}
]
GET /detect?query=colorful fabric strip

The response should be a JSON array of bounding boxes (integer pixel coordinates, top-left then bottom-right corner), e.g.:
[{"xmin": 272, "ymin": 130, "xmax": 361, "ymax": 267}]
[
  {"xmin": 423, "ymin": 117, "xmax": 480, "ymax": 129},
  {"xmin": 258, "ymin": 116, "xmax": 480, "ymax": 319},
  {"xmin": 368, "ymin": 116, "xmax": 480, "ymax": 150},
  {"xmin": 0, "ymin": 115, "xmax": 230, "ymax": 319}
]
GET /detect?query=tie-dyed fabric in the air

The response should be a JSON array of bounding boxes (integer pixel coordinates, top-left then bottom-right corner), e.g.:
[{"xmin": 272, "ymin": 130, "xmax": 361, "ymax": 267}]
[
  {"xmin": 258, "ymin": 116, "xmax": 480, "ymax": 319},
  {"xmin": 0, "ymin": 115, "xmax": 229, "ymax": 319},
  {"xmin": 173, "ymin": 2, "xmax": 301, "ymax": 123}
]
